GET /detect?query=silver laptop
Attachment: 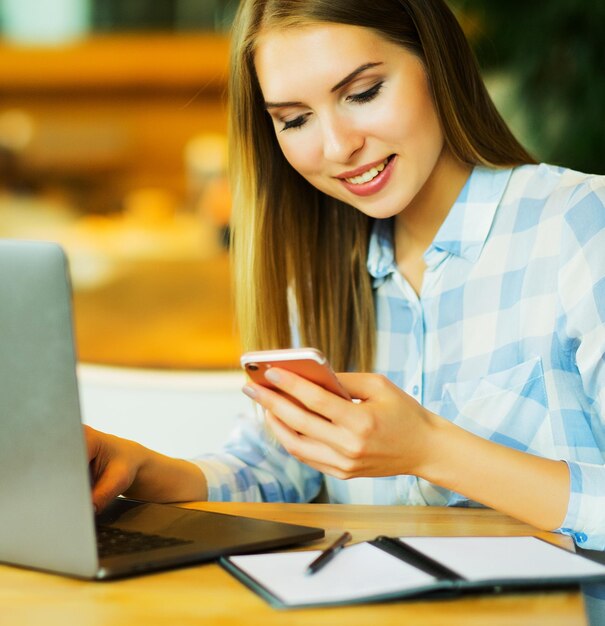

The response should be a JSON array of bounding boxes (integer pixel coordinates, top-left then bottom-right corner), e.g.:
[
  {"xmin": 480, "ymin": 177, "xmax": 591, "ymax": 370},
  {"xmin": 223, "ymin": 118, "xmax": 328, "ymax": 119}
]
[{"xmin": 0, "ymin": 239, "xmax": 323, "ymax": 579}]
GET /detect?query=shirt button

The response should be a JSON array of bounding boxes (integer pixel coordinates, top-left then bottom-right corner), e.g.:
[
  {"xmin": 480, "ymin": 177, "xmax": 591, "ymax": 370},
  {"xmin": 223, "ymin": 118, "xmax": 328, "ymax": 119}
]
[{"xmin": 412, "ymin": 385, "xmax": 419, "ymax": 396}]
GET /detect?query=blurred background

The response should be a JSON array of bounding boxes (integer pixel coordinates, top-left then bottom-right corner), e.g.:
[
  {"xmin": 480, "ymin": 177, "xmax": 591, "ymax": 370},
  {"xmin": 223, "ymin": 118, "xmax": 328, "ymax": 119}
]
[{"xmin": 0, "ymin": 0, "xmax": 603, "ymax": 372}]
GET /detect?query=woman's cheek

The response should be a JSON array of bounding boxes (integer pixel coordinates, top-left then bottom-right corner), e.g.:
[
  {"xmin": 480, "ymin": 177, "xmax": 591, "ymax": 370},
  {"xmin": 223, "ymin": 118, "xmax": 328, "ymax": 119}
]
[{"xmin": 280, "ymin": 138, "xmax": 323, "ymax": 178}]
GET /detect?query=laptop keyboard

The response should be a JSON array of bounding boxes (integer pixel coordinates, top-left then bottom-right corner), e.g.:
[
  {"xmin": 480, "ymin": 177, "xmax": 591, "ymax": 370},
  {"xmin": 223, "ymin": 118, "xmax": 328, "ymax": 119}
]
[{"xmin": 97, "ymin": 525, "xmax": 193, "ymax": 558}]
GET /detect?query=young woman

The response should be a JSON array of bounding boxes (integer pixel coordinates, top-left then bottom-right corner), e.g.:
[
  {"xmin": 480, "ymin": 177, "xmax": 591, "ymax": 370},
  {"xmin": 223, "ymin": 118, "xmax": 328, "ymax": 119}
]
[{"xmin": 87, "ymin": 0, "xmax": 605, "ymax": 550}]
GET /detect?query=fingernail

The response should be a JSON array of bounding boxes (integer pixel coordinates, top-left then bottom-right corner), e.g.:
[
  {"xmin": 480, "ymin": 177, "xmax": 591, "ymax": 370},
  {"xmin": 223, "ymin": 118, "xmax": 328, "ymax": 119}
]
[
  {"xmin": 242, "ymin": 385, "xmax": 258, "ymax": 399},
  {"xmin": 264, "ymin": 368, "xmax": 281, "ymax": 384}
]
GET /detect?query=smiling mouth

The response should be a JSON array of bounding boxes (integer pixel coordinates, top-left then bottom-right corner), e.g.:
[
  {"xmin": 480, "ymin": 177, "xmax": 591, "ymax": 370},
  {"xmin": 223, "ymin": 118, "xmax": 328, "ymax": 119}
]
[{"xmin": 343, "ymin": 156, "xmax": 393, "ymax": 185}]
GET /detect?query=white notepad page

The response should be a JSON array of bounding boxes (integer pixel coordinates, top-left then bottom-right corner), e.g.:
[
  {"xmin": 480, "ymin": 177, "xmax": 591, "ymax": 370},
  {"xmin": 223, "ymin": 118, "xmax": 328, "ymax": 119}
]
[
  {"xmin": 402, "ymin": 536, "xmax": 605, "ymax": 582},
  {"xmin": 228, "ymin": 542, "xmax": 437, "ymax": 605}
]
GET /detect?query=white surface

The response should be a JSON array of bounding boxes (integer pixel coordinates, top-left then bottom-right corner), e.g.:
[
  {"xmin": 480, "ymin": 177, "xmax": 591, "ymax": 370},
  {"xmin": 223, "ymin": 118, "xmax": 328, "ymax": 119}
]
[
  {"xmin": 228, "ymin": 542, "xmax": 436, "ymax": 606},
  {"xmin": 402, "ymin": 536, "xmax": 605, "ymax": 581},
  {"xmin": 78, "ymin": 364, "xmax": 251, "ymax": 458}
]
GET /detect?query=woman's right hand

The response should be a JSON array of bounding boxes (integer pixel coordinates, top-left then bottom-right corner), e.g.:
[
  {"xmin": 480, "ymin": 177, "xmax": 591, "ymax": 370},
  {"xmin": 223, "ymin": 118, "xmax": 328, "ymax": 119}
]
[
  {"xmin": 85, "ymin": 425, "xmax": 208, "ymax": 513},
  {"xmin": 85, "ymin": 425, "xmax": 147, "ymax": 513}
]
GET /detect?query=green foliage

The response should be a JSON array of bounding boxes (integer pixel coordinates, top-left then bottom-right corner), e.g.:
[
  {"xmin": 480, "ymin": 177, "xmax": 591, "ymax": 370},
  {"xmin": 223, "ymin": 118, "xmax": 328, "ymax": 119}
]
[{"xmin": 452, "ymin": 0, "xmax": 605, "ymax": 174}]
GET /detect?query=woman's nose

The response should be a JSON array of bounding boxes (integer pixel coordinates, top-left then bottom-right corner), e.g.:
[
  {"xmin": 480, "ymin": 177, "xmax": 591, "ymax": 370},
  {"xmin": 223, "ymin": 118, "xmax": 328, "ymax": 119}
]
[{"xmin": 321, "ymin": 115, "xmax": 364, "ymax": 163}]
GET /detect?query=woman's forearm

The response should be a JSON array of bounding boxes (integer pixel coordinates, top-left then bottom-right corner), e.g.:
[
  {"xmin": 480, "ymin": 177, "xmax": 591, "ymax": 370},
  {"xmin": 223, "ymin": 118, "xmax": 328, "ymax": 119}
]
[{"xmin": 419, "ymin": 415, "xmax": 570, "ymax": 531}]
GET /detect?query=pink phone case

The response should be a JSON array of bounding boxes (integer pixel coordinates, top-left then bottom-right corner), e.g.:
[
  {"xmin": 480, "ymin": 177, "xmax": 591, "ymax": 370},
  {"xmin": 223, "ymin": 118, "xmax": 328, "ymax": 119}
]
[{"xmin": 241, "ymin": 348, "xmax": 351, "ymax": 400}]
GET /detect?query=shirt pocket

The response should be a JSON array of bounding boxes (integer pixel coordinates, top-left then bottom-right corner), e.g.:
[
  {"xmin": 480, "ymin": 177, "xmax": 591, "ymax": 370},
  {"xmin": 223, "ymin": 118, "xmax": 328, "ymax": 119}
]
[{"xmin": 440, "ymin": 356, "xmax": 554, "ymax": 455}]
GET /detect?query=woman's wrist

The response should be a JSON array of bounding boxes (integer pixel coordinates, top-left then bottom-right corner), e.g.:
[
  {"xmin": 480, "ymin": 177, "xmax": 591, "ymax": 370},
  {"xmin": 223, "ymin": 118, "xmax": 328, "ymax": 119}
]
[
  {"xmin": 124, "ymin": 444, "xmax": 208, "ymax": 503},
  {"xmin": 411, "ymin": 409, "xmax": 454, "ymax": 482}
]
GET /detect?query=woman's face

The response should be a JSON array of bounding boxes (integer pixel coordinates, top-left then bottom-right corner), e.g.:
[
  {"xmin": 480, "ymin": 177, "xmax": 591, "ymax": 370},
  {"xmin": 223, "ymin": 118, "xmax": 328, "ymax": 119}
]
[{"xmin": 254, "ymin": 22, "xmax": 455, "ymax": 220}]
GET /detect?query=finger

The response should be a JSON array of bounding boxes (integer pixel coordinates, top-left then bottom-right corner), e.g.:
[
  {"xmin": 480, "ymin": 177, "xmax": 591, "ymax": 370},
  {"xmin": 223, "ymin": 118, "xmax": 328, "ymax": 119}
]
[
  {"xmin": 91, "ymin": 459, "xmax": 133, "ymax": 514},
  {"xmin": 254, "ymin": 380, "xmax": 371, "ymax": 458},
  {"xmin": 261, "ymin": 368, "xmax": 357, "ymax": 426},
  {"xmin": 83, "ymin": 425, "xmax": 101, "ymax": 462},
  {"xmin": 247, "ymin": 382, "xmax": 339, "ymax": 444},
  {"xmin": 265, "ymin": 412, "xmax": 361, "ymax": 476},
  {"xmin": 299, "ymin": 457, "xmax": 363, "ymax": 481},
  {"xmin": 85, "ymin": 428, "xmax": 132, "ymax": 512}
]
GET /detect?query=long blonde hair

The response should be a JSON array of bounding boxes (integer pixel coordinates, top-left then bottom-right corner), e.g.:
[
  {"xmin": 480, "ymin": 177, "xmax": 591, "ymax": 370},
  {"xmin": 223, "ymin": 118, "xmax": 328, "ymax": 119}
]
[{"xmin": 229, "ymin": 0, "xmax": 535, "ymax": 372}]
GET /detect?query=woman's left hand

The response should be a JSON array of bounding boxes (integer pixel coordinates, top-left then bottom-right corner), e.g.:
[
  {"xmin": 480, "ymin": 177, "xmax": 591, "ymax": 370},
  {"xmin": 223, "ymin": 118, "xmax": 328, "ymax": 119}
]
[
  {"xmin": 242, "ymin": 368, "xmax": 439, "ymax": 480},
  {"xmin": 242, "ymin": 367, "xmax": 572, "ymax": 533}
]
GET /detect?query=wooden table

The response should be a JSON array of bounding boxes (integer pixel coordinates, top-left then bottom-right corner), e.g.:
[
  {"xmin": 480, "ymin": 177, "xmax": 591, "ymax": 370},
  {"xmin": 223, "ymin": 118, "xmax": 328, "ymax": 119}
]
[{"xmin": 0, "ymin": 503, "xmax": 589, "ymax": 626}]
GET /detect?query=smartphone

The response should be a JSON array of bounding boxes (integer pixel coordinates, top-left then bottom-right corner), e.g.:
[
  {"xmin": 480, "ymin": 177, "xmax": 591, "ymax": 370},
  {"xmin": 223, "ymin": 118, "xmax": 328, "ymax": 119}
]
[{"xmin": 240, "ymin": 348, "xmax": 351, "ymax": 400}]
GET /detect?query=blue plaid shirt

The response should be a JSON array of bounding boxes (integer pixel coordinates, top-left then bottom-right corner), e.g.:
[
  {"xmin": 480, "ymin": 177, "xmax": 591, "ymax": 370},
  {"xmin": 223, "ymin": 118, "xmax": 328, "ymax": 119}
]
[{"xmin": 195, "ymin": 163, "xmax": 605, "ymax": 550}]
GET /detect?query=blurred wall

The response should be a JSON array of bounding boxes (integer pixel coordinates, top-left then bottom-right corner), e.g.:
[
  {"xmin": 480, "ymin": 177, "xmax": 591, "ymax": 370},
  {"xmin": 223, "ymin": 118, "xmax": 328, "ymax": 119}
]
[{"xmin": 453, "ymin": 0, "xmax": 605, "ymax": 174}]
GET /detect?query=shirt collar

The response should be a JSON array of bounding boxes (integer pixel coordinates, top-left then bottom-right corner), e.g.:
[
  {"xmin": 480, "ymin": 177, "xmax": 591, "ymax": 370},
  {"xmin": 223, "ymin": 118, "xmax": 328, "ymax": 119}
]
[
  {"xmin": 429, "ymin": 166, "xmax": 513, "ymax": 264},
  {"xmin": 366, "ymin": 217, "xmax": 395, "ymax": 280},
  {"xmin": 367, "ymin": 166, "xmax": 513, "ymax": 282}
]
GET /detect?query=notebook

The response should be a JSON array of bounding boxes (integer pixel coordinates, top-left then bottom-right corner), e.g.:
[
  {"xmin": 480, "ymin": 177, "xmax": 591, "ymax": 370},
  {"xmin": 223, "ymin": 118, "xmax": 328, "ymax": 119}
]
[
  {"xmin": 222, "ymin": 535, "xmax": 605, "ymax": 608},
  {"xmin": 0, "ymin": 239, "xmax": 324, "ymax": 580}
]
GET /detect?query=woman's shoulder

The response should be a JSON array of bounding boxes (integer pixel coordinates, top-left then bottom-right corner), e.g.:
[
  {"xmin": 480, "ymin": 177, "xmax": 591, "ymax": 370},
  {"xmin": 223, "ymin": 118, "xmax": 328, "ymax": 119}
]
[
  {"xmin": 504, "ymin": 162, "xmax": 605, "ymax": 215},
  {"xmin": 509, "ymin": 162, "xmax": 604, "ymax": 192}
]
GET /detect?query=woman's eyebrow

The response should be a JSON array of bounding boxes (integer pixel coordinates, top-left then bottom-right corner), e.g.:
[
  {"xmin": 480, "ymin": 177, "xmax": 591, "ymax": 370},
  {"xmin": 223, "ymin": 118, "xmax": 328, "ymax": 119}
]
[
  {"xmin": 264, "ymin": 62, "xmax": 383, "ymax": 110},
  {"xmin": 265, "ymin": 99, "xmax": 303, "ymax": 110},
  {"xmin": 330, "ymin": 62, "xmax": 383, "ymax": 93}
]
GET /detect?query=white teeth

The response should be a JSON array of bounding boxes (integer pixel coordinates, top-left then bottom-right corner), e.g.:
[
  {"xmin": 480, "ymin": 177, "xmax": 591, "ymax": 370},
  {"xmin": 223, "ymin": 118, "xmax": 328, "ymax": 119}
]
[{"xmin": 345, "ymin": 158, "xmax": 389, "ymax": 185}]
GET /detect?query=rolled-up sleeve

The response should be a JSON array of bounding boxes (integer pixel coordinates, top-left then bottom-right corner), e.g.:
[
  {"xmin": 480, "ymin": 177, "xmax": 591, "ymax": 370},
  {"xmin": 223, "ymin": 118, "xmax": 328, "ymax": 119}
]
[
  {"xmin": 556, "ymin": 180, "xmax": 605, "ymax": 550},
  {"xmin": 558, "ymin": 461, "xmax": 605, "ymax": 550}
]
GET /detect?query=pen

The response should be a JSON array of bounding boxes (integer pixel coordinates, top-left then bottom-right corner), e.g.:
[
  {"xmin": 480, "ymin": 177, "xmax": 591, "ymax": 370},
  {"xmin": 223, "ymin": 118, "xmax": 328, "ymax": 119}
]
[{"xmin": 305, "ymin": 531, "xmax": 352, "ymax": 576}]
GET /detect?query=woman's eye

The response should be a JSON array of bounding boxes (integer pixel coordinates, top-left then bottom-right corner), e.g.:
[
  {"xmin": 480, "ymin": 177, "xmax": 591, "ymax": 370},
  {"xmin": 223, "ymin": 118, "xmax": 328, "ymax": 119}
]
[
  {"xmin": 348, "ymin": 81, "xmax": 384, "ymax": 104},
  {"xmin": 281, "ymin": 114, "xmax": 309, "ymax": 132}
]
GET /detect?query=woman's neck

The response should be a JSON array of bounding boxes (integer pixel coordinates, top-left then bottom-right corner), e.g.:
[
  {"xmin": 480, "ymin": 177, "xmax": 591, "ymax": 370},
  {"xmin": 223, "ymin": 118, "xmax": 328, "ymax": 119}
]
[{"xmin": 394, "ymin": 150, "xmax": 472, "ymax": 294}]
